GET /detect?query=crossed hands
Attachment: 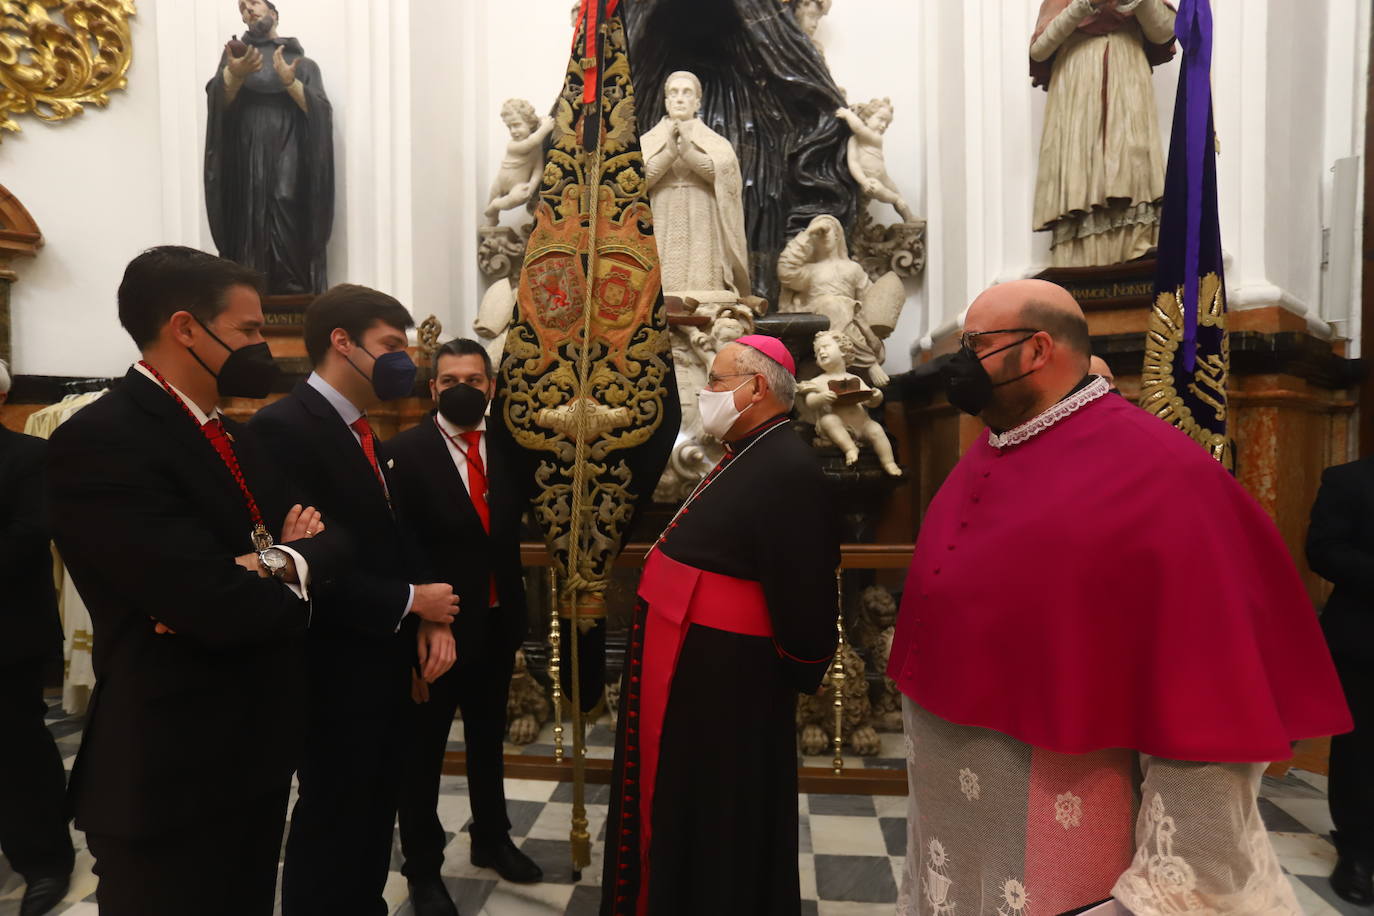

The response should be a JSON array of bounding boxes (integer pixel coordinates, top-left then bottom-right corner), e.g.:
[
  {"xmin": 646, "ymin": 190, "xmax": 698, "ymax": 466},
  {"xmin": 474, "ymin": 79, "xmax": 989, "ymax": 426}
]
[{"xmin": 151, "ymin": 505, "xmax": 325, "ymax": 635}]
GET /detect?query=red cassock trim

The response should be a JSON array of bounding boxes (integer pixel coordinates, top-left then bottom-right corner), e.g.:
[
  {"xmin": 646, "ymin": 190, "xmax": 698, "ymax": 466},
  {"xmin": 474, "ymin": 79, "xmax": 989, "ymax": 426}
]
[{"xmin": 630, "ymin": 549, "xmax": 773, "ymax": 916}]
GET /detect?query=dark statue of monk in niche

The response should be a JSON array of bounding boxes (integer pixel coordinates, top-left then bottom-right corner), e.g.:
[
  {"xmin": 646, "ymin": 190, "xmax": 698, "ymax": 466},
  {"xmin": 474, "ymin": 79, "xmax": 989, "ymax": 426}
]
[
  {"xmin": 205, "ymin": 0, "xmax": 333, "ymax": 294},
  {"xmin": 622, "ymin": 0, "xmax": 858, "ymax": 304}
]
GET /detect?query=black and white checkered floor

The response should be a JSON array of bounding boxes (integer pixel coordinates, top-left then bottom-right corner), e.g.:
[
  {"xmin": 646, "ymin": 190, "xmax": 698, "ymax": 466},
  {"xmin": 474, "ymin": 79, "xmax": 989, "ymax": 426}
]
[{"xmin": 1, "ymin": 698, "xmax": 1369, "ymax": 915}]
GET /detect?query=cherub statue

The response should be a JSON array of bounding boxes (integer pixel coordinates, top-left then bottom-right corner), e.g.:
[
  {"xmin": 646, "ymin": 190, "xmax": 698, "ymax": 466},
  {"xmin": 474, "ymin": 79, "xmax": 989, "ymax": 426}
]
[
  {"xmin": 836, "ymin": 98, "xmax": 917, "ymax": 224},
  {"xmin": 484, "ymin": 99, "xmax": 556, "ymax": 226},
  {"xmin": 506, "ymin": 649, "xmax": 552, "ymax": 745},
  {"xmin": 798, "ymin": 330, "xmax": 901, "ymax": 476}
]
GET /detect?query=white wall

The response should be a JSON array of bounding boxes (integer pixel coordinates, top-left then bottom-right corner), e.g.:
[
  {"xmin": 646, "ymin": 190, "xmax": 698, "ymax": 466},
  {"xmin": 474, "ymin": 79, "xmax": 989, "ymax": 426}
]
[{"xmin": 1, "ymin": 0, "xmax": 1365, "ymax": 378}]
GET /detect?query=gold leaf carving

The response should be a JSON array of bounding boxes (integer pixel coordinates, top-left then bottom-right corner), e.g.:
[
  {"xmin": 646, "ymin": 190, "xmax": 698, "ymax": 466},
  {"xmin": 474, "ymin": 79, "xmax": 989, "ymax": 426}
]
[
  {"xmin": 0, "ymin": 1, "xmax": 137, "ymax": 140},
  {"xmin": 1139, "ymin": 272, "xmax": 1234, "ymax": 468}
]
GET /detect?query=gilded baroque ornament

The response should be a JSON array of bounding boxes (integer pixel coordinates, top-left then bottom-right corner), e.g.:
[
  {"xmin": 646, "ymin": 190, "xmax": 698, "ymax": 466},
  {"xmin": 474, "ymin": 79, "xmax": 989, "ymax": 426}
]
[
  {"xmin": 0, "ymin": 0, "xmax": 136, "ymax": 140},
  {"xmin": 1139, "ymin": 271, "xmax": 1234, "ymax": 469}
]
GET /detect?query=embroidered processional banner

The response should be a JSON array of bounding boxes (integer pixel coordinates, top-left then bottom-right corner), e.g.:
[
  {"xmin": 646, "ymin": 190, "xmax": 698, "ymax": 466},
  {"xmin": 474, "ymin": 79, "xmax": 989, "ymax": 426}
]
[{"xmin": 1140, "ymin": 0, "xmax": 1232, "ymax": 468}]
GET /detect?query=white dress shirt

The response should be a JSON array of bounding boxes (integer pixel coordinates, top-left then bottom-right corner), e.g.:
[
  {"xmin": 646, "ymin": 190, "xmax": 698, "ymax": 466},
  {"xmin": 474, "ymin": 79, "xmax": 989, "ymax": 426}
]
[
  {"xmin": 434, "ymin": 413, "xmax": 488, "ymax": 498},
  {"xmin": 133, "ymin": 362, "xmax": 310, "ymax": 600}
]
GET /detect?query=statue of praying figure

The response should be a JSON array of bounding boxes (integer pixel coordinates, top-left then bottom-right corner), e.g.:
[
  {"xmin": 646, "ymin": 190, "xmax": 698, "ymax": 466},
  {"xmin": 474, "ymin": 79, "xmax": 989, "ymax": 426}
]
[
  {"xmin": 484, "ymin": 99, "xmax": 556, "ymax": 226},
  {"xmin": 799, "ymin": 331, "xmax": 901, "ymax": 476},
  {"xmin": 205, "ymin": 0, "xmax": 334, "ymax": 294},
  {"xmin": 837, "ymin": 98, "xmax": 917, "ymax": 224},
  {"xmin": 641, "ymin": 70, "xmax": 752, "ymax": 305}
]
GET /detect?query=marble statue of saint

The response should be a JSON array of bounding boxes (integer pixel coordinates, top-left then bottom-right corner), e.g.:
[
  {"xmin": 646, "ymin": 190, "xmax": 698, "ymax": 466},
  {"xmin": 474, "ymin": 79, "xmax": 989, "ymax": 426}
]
[
  {"xmin": 641, "ymin": 71, "xmax": 752, "ymax": 305},
  {"xmin": 836, "ymin": 98, "xmax": 916, "ymax": 224},
  {"xmin": 1031, "ymin": 0, "xmax": 1177, "ymax": 267},
  {"xmin": 798, "ymin": 330, "xmax": 901, "ymax": 476},
  {"xmin": 205, "ymin": 0, "xmax": 333, "ymax": 294},
  {"xmin": 484, "ymin": 99, "xmax": 556, "ymax": 226},
  {"xmin": 778, "ymin": 214, "xmax": 889, "ymax": 387}
]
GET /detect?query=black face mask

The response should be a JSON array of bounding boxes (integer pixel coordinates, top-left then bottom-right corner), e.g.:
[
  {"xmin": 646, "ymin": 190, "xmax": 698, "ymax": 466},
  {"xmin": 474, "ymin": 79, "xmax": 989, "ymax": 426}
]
[
  {"xmin": 189, "ymin": 317, "xmax": 281, "ymax": 399},
  {"xmin": 941, "ymin": 335, "xmax": 1038, "ymax": 417},
  {"xmin": 438, "ymin": 383, "xmax": 489, "ymax": 428}
]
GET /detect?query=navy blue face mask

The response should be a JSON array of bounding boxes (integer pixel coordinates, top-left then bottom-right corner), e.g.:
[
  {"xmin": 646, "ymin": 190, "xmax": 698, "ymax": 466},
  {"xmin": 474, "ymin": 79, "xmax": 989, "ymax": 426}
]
[{"xmin": 350, "ymin": 343, "xmax": 417, "ymax": 401}]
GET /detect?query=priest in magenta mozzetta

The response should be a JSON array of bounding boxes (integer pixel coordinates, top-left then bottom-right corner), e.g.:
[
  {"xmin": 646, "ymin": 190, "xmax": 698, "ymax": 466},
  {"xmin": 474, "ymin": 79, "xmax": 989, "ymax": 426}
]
[
  {"xmin": 889, "ymin": 279, "xmax": 1352, "ymax": 916},
  {"xmin": 600, "ymin": 335, "xmax": 841, "ymax": 916}
]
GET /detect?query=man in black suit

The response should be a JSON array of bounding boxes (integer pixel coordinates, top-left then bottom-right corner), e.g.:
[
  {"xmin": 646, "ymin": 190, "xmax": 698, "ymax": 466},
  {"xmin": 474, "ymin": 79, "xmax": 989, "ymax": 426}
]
[
  {"xmin": 45, "ymin": 246, "xmax": 341, "ymax": 915},
  {"xmin": 0, "ymin": 359, "xmax": 75, "ymax": 916},
  {"xmin": 250, "ymin": 284, "xmax": 460, "ymax": 915},
  {"xmin": 1308, "ymin": 459, "xmax": 1374, "ymax": 906},
  {"xmin": 388, "ymin": 339, "xmax": 540, "ymax": 915}
]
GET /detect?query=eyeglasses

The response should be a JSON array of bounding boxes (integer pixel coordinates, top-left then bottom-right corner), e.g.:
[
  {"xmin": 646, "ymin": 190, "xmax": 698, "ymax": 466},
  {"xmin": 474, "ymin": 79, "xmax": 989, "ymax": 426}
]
[
  {"xmin": 959, "ymin": 328, "xmax": 1041, "ymax": 354},
  {"xmin": 706, "ymin": 371, "xmax": 757, "ymax": 388}
]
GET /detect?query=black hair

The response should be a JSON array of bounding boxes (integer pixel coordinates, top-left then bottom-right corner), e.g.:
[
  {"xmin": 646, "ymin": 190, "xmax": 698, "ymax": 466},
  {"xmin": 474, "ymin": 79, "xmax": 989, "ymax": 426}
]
[
  {"xmin": 433, "ymin": 337, "xmax": 493, "ymax": 377},
  {"xmin": 1022, "ymin": 299, "xmax": 1091, "ymax": 357},
  {"xmin": 117, "ymin": 246, "xmax": 263, "ymax": 349},
  {"xmin": 303, "ymin": 283, "xmax": 414, "ymax": 367}
]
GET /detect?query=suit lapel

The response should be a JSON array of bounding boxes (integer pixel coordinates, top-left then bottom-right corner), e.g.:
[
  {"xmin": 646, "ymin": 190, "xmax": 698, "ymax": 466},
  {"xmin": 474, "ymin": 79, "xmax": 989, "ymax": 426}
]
[
  {"xmin": 420, "ymin": 416, "xmax": 487, "ymax": 539},
  {"xmin": 293, "ymin": 380, "xmax": 394, "ymax": 518},
  {"xmin": 123, "ymin": 370, "xmax": 257, "ymax": 546}
]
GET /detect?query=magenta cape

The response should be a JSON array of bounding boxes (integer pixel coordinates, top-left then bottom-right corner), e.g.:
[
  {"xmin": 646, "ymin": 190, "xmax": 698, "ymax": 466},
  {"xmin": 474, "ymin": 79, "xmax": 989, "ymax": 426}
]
[{"xmin": 887, "ymin": 393, "xmax": 1351, "ymax": 762}]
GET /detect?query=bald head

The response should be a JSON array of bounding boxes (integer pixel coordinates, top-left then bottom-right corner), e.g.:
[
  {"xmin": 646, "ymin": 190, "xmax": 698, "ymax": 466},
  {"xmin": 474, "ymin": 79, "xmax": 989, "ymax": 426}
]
[
  {"xmin": 967, "ymin": 279, "xmax": 1090, "ymax": 360},
  {"xmin": 957, "ymin": 279, "xmax": 1093, "ymax": 430},
  {"xmin": 1088, "ymin": 355, "xmax": 1115, "ymax": 387}
]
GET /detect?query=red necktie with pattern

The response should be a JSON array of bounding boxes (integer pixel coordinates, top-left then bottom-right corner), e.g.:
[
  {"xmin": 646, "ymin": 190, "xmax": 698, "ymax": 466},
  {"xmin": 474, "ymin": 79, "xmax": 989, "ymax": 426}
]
[
  {"xmin": 461, "ymin": 430, "xmax": 500, "ymax": 605},
  {"xmin": 350, "ymin": 416, "xmax": 387, "ymax": 491},
  {"xmin": 460, "ymin": 430, "xmax": 490, "ymax": 532}
]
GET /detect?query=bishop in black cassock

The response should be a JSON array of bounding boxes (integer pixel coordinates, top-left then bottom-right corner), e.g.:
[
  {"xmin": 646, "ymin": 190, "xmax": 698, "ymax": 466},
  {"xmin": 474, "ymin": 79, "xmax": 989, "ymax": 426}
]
[{"xmin": 601, "ymin": 335, "xmax": 840, "ymax": 916}]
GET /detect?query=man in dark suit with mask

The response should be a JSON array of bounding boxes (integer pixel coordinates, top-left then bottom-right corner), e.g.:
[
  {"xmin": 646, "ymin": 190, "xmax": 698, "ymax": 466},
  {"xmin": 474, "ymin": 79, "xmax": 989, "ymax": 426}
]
[
  {"xmin": 0, "ymin": 359, "xmax": 74, "ymax": 916},
  {"xmin": 46, "ymin": 245, "xmax": 340, "ymax": 915},
  {"xmin": 387, "ymin": 338, "xmax": 539, "ymax": 915},
  {"xmin": 250, "ymin": 284, "xmax": 460, "ymax": 915},
  {"xmin": 1308, "ymin": 459, "xmax": 1374, "ymax": 906}
]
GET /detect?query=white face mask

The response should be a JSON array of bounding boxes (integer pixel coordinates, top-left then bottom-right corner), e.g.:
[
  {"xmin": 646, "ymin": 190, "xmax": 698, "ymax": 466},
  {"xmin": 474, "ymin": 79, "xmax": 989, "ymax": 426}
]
[{"xmin": 697, "ymin": 377, "xmax": 754, "ymax": 440}]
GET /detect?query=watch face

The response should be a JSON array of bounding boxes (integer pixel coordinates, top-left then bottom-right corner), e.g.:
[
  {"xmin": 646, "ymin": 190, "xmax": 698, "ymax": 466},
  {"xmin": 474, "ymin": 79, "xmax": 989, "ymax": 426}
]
[{"xmin": 261, "ymin": 549, "xmax": 287, "ymax": 570}]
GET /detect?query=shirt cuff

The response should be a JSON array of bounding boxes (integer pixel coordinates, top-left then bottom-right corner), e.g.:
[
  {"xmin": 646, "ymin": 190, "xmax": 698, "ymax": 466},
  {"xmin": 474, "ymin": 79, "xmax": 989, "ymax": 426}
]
[
  {"xmin": 396, "ymin": 584, "xmax": 415, "ymax": 633},
  {"xmin": 275, "ymin": 545, "xmax": 311, "ymax": 601}
]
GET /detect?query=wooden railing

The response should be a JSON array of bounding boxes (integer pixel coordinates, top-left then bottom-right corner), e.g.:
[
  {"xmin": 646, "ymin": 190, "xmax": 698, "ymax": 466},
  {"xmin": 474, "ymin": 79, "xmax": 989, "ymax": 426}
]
[{"xmin": 442, "ymin": 542, "xmax": 917, "ymax": 795}]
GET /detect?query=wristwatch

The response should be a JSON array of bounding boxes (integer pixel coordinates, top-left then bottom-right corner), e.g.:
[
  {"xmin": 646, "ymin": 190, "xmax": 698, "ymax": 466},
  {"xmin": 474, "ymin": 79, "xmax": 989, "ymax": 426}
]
[{"xmin": 258, "ymin": 546, "xmax": 290, "ymax": 579}]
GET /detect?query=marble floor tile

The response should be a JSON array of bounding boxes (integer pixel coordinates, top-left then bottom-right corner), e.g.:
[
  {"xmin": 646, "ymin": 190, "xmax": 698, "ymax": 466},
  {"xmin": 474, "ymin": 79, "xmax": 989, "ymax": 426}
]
[
  {"xmin": 1260, "ymin": 796, "xmax": 1315, "ymax": 834},
  {"xmin": 1287, "ymin": 873, "xmax": 1344, "ymax": 916},
  {"xmin": 878, "ymin": 816, "xmax": 907, "ymax": 858},
  {"xmin": 1270, "ymin": 796, "xmax": 1338, "ymax": 837},
  {"xmin": 809, "ymin": 793, "xmax": 878, "ymax": 818},
  {"xmin": 1296, "ymin": 873, "xmax": 1374, "ymax": 916},
  {"xmin": 873, "ymin": 794, "xmax": 907, "ymax": 818},
  {"xmin": 814, "ymin": 854, "xmax": 898, "ymax": 903},
  {"xmin": 810, "ymin": 814, "xmax": 890, "ymax": 857},
  {"xmin": 1270, "ymin": 831, "xmax": 1340, "ymax": 877}
]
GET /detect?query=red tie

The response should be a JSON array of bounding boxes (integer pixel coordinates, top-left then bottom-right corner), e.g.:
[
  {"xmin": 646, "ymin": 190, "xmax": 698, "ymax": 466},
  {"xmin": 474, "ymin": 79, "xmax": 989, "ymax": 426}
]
[
  {"xmin": 461, "ymin": 430, "xmax": 490, "ymax": 532},
  {"xmin": 351, "ymin": 416, "xmax": 387, "ymax": 491},
  {"xmin": 462, "ymin": 430, "xmax": 500, "ymax": 606}
]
